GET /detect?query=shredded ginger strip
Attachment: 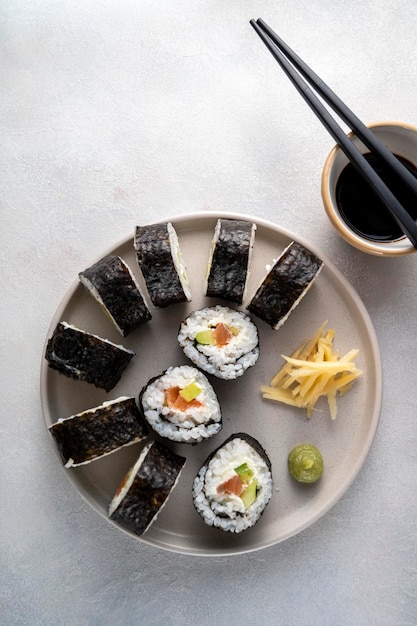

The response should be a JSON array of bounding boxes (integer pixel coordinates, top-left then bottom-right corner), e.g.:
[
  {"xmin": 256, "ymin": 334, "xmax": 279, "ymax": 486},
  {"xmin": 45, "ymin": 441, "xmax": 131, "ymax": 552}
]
[{"xmin": 261, "ymin": 322, "xmax": 362, "ymax": 420}]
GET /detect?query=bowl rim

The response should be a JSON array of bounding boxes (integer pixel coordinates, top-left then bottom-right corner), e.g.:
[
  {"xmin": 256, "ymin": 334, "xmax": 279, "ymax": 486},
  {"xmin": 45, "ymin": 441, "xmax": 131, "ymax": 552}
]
[{"xmin": 321, "ymin": 120, "xmax": 417, "ymax": 256}]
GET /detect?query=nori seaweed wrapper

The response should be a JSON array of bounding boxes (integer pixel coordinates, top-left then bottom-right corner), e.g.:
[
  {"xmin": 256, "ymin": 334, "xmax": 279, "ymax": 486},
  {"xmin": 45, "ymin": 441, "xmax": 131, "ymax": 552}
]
[
  {"xmin": 205, "ymin": 218, "xmax": 255, "ymax": 304},
  {"xmin": 45, "ymin": 322, "xmax": 134, "ymax": 392},
  {"xmin": 201, "ymin": 432, "xmax": 272, "ymax": 472},
  {"xmin": 247, "ymin": 242, "xmax": 323, "ymax": 329},
  {"xmin": 49, "ymin": 397, "xmax": 149, "ymax": 467},
  {"xmin": 134, "ymin": 222, "xmax": 190, "ymax": 307},
  {"xmin": 79, "ymin": 255, "xmax": 151, "ymax": 336},
  {"xmin": 110, "ymin": 441, "xmax": 186, "ymax": 536}
]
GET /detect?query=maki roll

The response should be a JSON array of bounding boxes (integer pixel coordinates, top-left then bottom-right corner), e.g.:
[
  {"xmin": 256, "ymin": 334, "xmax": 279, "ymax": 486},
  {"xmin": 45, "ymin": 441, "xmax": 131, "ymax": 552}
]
[
  {"xmin": 79, "ymin": 255, "xmax": 151, "ymax": 336},
  {"xmin": 139, "ymin": 365, "xmax": 222, "ymax": 444},
  {"xmin": 49, "ymin": 397, "xmax": 148, "ymax": 468},
  {"xmin": 134, "ymin": 222, "xmax": 191, "ymax": 307},
  {"xmin": 192, "ymin": 433, "xmax": 273, "ymax": 533},
  {"xmin": 45, "ymin": 321, "xmax": 134, "ymax": 392},
  {"xmin": 247, "ymin": 241, "xmax": 323, "ymax": 329},
  {"xmin": 178, "ymin": 305, "xmax": 259, "ymax": 380},
  {"xmin": 109, "ymin": 441, "xmax": 186, "ymax": 536},
  {"xmin": 204, "ymin": 218, "xmax": 256, "ymax": 304}
]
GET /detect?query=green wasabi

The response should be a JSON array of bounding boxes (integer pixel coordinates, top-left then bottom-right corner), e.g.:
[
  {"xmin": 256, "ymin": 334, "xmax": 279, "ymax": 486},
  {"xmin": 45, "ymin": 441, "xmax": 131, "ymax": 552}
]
[{"xmin": 288, "ymin": 443, "xmax": 324, "ymax": 483}]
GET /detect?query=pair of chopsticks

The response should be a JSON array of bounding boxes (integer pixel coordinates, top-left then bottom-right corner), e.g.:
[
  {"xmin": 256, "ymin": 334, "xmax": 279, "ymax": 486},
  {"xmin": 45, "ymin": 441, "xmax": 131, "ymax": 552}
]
[{"xmin": 250, "ymin": 18, "xmax": 417, "ymax": 249}]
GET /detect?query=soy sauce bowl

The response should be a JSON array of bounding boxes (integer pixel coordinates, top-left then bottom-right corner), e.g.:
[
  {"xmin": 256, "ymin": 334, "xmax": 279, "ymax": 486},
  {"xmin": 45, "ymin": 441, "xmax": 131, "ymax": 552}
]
[{"xmin": 321, "ymin": 121, "xmax": 417, "ymax": 256}]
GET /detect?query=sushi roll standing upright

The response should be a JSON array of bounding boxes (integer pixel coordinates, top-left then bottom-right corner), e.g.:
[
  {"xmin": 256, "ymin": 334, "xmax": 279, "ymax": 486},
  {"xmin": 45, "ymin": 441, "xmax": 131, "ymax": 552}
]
[
  {"xmin": 45, "ymin": 321, "xmax": 135, "ymax": 392},
  {"xmin": 193, "ymin": 433, "xmax": 273, "ymax": 533},
  {"xmin": 178, "ymin": 305, "xmax": 259, "ymax": 380},
  {"xmin": 134, "ymin": 222, "xmax": 191, "ymax": 307},
  {"xmin": 248, "ymin": 241, "xmax": 323, "ymax": 329},
  {"xmin": 79, "ymin": 255, "xmax": 151, "ymax": 336},
  {"xmin": 139, "ymin": 365, "xmax": 222, "ymax": 444},
  {"xmin": 204, "ymin": 218, "xmax": 256, "ymax": 304}
]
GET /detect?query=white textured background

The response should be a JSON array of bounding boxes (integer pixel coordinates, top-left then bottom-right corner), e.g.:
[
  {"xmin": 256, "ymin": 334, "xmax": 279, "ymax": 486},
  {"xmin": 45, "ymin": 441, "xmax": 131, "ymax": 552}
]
[{"xmin": 1, "ymin": 1, "xmax": 417, "ymax": 624}]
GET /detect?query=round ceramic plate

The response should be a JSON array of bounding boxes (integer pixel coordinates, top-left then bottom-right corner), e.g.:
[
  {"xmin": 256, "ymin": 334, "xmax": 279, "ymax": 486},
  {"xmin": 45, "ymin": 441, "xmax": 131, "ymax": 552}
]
[{"xmin": 40, "ymin": 212, "xmax": 382, "ymax": 556}]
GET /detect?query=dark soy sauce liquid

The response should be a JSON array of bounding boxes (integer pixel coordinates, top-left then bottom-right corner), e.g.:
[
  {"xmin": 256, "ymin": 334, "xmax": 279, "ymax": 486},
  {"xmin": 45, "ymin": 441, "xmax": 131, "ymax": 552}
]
[{"xmin": 335, "ymin": 153, "xmax": 417, "ymax": 241}]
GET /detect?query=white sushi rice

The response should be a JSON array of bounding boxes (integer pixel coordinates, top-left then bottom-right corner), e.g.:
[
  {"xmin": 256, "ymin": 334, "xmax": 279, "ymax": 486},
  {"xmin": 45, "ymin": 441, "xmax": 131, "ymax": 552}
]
[
  {"xmin": 177, "ymin": 305, "xmax": 259, "ymax": 380},
  {"xmin": 168, "ymin": 222, "xmax": 192, "ymax": 302},
  {"xmin": 141, "ymin": 365, "xmax": 222, "ymax": 443},
  {"xmin": 79, "ymin": 275, "xmax": 125, "ymax": 335},
  {"xmin": 109, "ymin": 441, "xmax": 153, "ymax": 517},
  {"xmin": 193, "ymin": 436, "xmax": 273, "ymax": 533},
  {"xmin": 203, "ymin": 218, "xmax": 220, "ymax": 293}
]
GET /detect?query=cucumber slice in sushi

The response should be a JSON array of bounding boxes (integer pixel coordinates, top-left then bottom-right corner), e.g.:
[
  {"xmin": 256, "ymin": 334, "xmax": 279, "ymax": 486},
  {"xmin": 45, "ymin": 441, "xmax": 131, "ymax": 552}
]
[
  {"xmin": 79, "ymin": 255, "xmax": 151, "ymax": 336},
  {"xmin": 247, "ymin": 241, "xmax": 323, "ymax": 329},
  {"xmin": 109, "ymin": 441, "xmax": 186, "ymax": 536},
  {"xmin": 49, "ymin": 397, "xmax": 148, "ymax": 468},
  {"xmin": 204, "ymin": 218, "xmax": 256, "ymax": 304},
  {"xmin": 134, "ymin": 222, "xmax": 191, "ymax": 307},
  {"xmin": 45, "ymin": 321, "xmax": 135, "ymax": 392},
  {"xmin": 192, "ymin": 433, "xmax": 273, "ymax": 533},
  {"xmin": 139, "ymin": 365, "xmax": 222, "ymax": 444},
  {"xmin": 177, "ymin": 305, "xmax": 260, "ymax": 380}
]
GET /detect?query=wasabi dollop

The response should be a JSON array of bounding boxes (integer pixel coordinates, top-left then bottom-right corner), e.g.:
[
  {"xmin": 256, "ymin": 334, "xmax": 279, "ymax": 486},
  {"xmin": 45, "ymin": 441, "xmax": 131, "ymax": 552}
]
[{"xmin": 288, "ymin": 443, "xmax": 324, "ymax": 483}]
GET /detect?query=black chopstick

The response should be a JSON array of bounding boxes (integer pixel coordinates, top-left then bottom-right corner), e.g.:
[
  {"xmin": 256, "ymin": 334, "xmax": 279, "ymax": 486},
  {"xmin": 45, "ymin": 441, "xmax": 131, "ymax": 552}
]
[
  {"xmin": 250, "ymin": 18, "xmax": 417, "ymax": 249},
  {"xmin": 255, "ymin": 19, "xmax": 417, "ymax": 198}
]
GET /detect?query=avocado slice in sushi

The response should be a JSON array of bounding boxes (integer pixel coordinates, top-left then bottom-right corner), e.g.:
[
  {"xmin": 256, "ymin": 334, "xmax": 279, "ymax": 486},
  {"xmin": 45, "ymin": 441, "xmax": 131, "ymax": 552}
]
[
  {"xmin": 240, "ymin": 478, "xmax": 258, "ymax": 509},
  {"xmin": 195, "ymin": 330, "xmax": 216, "ymax": 345},
  {"xmin": 235, "ymin": 462, "xmax": 254, "ymax": 484},
  {"xmin": 179, "ymin": 381, "xmax": 203, "ymax": 402}
]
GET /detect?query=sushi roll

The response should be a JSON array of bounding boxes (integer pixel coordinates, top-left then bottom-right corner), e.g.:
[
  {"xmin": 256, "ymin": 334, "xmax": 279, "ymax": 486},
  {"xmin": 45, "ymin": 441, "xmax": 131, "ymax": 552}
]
[
  {"xmin": 139, "ymin": 365, "xmax": 222, "ymax": 444},
  {"xmin": 192, "ymin": 433, "xmax": 273, "ymax": 533},
  {"xmin": 49, "ymin": 397, "xmax": 148, "ymax": 468},
  {"xmin": 177, "ymin": 305, "xmax": 259, "ymax": 380},
  {"xmin": 134, "ymin": 222, "xmax": 191, "ymax": 307},
  {"xmin": 109, "ymin": 440, "xmax": 186, "ymax": 536},
  {"xmin": 247, "ymin": 241, "xmax": 323, "ymax": 329},
  {"xmin": 79, "ymin": 255, "xmax": 151, "ymax": 336},
  {"xmin": 45, "ymin": 321, "xmax": 134, "ymax": 392},
  {"xmin": 204, "ymin": 218, "xmax": 256, "ymax": 304}
]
